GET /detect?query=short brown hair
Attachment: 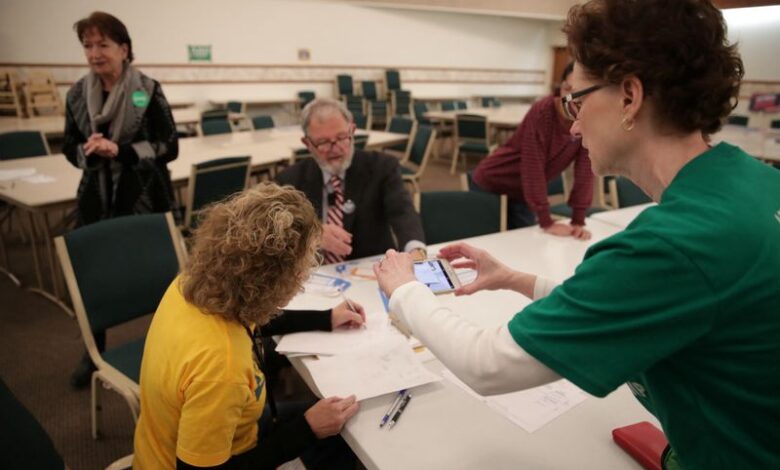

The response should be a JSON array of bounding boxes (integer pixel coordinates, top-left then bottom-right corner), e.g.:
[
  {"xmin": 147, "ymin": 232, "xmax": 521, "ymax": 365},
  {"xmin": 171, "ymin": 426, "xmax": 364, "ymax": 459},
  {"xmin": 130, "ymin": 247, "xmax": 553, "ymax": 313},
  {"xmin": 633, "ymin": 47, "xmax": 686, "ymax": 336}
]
[
  {"xmin": 74, "ymin": 11, "xmax": 134, "ymax": 63},
  {"xmin": 180, "ymin": 184, "xmax": 322, "ymax": 327},
  {"xmin": 564, "ymin": 0, "xmax": 743, "ymax": 135}
]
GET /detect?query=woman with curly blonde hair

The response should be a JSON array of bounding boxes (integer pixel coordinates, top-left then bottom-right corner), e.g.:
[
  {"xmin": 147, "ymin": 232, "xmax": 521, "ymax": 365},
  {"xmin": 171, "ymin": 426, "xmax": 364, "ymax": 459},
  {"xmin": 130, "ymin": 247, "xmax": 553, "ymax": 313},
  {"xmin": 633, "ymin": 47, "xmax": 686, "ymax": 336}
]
[{"xmin": 134, "ymin": 183, "xmax": 363, "ymax": 469}]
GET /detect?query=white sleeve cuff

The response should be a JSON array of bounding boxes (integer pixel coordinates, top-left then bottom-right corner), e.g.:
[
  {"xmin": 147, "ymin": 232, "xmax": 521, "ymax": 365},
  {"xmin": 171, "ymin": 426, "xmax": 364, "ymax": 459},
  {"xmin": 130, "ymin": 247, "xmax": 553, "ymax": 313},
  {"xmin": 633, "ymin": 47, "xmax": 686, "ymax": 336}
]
[
  {"xmin": 389, "ymin": 281, "xmax": 560, "ymax": 395},
  {"xmin": 533, "ymin": 276, "xmax": 559, "ymax": 300},
  {"xmin": 403, "ymin": 240, "xmax": 426, "ymax": 254}
]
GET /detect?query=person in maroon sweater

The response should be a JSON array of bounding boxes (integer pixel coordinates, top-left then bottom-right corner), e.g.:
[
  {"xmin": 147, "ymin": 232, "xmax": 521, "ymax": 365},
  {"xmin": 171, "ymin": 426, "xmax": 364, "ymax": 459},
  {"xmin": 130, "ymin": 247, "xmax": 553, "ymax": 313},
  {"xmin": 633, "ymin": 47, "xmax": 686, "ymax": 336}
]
[{"xmin": 471, "ymin": 64, "xmax": 594, "ymax": 239}]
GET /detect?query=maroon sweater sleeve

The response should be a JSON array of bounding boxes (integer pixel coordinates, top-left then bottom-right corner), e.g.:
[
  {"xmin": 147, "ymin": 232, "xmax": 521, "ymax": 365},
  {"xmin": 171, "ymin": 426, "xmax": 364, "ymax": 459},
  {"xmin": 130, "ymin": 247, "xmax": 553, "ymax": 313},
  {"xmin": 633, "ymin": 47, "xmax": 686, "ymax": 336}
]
[
  {"xmin": 518, "ymin": 105, "xmax": 555, "ymax": 228},
  {"xmin": 567, "ymin": 146, "xmax": 595, "ymax": 226}
]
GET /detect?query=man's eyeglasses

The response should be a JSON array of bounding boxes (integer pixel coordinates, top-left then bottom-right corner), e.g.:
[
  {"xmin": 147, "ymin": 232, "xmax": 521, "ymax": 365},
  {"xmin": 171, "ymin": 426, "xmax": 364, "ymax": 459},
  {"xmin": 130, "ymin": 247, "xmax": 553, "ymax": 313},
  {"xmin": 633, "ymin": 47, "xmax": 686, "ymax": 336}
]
[
  {"xmin": 307, "ymin": 133, "xmax": 353, "ymax": 153},
  {"xmin": 561, "ymin": 84, "xmax": 604, "ymax": 121}
]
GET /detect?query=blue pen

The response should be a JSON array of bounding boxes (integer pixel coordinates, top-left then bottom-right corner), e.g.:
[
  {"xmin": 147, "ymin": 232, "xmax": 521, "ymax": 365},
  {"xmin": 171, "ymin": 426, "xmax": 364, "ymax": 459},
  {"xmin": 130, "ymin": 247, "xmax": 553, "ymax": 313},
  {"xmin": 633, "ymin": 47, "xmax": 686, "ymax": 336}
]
[
  {"xmin": 388, "ymin": 393, "xmax": 412, "ymax": 429},
  {"xmin": 379, "ymin": 390, "xmax": 407, "ymax": 428}
]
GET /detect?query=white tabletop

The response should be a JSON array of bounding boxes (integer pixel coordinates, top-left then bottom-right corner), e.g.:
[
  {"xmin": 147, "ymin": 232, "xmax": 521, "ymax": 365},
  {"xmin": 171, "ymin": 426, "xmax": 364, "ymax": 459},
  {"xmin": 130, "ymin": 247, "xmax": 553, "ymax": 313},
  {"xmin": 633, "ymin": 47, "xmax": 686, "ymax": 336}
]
[
  {"xmin": 0, "ymin": 128, "xmax": 406, "ymax": 211},
  {"xmin": 288, "ymin": 222, "xmax": 657, "ymax": 470},
  {"xmin": 424, "ymin": 104, "xmax": 531, "ymax": 128},
  {"xmin": 0, "ymin": 107, "xmax": 203, "ymax": 137},
  {"xmin": 711, "ymin": 125, "xmax": 780, "ymax": 162},
  {"xmin": 590, "ymin": 203, "xmax": 656, "ymax": 229}
]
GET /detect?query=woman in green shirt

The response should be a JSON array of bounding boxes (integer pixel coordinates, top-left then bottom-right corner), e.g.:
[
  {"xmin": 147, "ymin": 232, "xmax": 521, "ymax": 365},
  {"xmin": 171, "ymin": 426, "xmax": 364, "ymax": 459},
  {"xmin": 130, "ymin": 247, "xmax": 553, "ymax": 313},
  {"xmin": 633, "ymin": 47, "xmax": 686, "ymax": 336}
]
[{"xmin": 375, "ymin": 0, "xmax": 780, "ymax": 468}]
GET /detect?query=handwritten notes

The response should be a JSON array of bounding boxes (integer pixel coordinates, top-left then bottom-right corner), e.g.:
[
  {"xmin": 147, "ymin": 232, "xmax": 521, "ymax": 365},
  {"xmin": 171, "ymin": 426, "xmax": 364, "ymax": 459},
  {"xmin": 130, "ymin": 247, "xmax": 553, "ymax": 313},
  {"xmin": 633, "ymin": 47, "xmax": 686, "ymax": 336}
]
[
  {"xmin": 443, "ymin": 370, "xmax": 588, "ymax": 433},
  {"xmin": 306, "ymin": 337, "xmax": 441, "ymax": 401}
]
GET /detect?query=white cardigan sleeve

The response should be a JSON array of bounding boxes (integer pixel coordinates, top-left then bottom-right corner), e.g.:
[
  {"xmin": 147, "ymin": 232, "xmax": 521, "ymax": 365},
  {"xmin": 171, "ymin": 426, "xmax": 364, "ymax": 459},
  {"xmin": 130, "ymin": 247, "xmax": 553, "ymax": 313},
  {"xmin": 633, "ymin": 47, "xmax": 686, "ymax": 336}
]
[{"xmin": 389, "ymin": 281, "xmax": 561, "ymax": 396}]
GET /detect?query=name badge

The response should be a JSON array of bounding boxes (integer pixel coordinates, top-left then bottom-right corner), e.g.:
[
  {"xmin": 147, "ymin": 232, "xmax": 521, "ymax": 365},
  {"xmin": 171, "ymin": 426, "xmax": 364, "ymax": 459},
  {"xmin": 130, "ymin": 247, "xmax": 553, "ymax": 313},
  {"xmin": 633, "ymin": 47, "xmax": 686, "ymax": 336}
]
[{"xmin": 131, "ymin": 90, "xmax": 150, "ymax": 108}]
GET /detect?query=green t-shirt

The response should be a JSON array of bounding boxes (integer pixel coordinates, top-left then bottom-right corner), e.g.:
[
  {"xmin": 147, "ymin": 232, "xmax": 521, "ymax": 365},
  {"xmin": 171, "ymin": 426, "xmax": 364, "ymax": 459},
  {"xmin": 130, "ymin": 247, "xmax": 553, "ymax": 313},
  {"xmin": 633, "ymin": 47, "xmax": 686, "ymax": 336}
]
[{"xmin": 509, "ymin": 143, "xmax": 780, "ymax": 468}]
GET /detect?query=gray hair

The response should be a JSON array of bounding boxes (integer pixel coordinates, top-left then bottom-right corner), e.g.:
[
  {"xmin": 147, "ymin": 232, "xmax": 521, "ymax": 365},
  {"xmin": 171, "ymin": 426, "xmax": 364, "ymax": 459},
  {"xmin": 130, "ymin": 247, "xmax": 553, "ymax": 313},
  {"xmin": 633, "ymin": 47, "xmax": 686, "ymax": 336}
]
[{"xmin": 301, "ymin": 98, "xmax": 353, "ymax": 136}]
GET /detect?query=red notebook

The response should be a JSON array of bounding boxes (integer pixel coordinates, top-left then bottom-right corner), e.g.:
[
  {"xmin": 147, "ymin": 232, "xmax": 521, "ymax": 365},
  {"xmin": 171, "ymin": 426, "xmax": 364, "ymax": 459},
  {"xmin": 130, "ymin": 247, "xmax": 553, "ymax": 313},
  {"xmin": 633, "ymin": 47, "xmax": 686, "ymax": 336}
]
[{"xmin": 612, "ymin": 421, "xmax": 668, "ymax": 470}]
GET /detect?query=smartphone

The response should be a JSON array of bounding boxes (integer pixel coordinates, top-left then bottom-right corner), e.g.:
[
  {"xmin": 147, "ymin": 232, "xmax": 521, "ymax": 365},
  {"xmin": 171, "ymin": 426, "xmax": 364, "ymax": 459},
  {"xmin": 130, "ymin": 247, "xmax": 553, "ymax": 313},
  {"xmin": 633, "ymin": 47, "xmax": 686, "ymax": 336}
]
[{"xmin": 413, "ymin": 258, "xmax": 461, "ymax": 294}]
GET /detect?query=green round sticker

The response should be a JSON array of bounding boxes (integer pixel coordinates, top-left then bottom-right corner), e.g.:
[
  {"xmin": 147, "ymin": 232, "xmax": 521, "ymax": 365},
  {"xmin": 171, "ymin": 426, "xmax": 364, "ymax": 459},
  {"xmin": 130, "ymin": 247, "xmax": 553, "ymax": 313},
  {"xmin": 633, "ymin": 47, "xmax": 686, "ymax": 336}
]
[{"xmin": 131, "ymin": 90, "xmax": 150, "ymax": 108}]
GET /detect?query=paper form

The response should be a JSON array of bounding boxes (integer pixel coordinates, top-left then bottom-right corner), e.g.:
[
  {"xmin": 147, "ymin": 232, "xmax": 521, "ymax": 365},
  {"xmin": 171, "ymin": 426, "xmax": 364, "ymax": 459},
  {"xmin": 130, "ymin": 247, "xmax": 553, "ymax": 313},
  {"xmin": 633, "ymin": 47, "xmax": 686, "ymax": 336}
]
[
  {"xmin": 443, "ymin": 370, "xmax": 588, "ymax": 433},
  {"xmin": 0, "ymin": 168, "xmax": 35, "ymax": 181},
  {"xmin": 305, "ymin": 336, "xmax": 441, "ymax": 401}
]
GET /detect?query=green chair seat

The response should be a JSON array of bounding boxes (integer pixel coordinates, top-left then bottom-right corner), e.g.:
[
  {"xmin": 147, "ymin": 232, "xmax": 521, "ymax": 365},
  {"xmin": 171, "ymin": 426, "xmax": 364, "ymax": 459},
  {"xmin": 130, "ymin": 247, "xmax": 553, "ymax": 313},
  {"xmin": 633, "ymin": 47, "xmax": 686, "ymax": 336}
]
[
  {"xmin": 400, "ymin": 165, "xmax": 415, "ymax": 175},
  {"xmin": 252, "ymin": 115, "xmax": 274, "ymax": 130},
  {"xmin": 459, "ymin": 142, "xmax": 490, "ymax": 154},
  {"xmin": 102, "ymin": 338, "xmax": 146, "ymax": 383}
]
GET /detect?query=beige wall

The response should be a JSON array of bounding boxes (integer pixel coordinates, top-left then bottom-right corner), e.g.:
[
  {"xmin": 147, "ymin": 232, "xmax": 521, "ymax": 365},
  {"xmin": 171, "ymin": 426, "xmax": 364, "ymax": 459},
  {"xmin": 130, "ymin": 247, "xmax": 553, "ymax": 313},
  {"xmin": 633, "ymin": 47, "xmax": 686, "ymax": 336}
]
[{"xmin": 0, "ymin": 0, "xmax": 556, "ymax": 105}]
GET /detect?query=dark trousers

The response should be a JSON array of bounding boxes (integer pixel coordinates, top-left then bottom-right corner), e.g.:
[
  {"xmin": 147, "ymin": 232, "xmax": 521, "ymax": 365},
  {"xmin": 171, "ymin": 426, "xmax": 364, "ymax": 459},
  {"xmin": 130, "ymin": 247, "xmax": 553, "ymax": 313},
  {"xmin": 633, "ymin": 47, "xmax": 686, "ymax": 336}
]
[
  {"xmin": 259, "ymin": 402, "xmax": 356, "ymax": 470},
  {"xmin": 467, "ymin": 174, "xmax": 537, "ymax": 229}
]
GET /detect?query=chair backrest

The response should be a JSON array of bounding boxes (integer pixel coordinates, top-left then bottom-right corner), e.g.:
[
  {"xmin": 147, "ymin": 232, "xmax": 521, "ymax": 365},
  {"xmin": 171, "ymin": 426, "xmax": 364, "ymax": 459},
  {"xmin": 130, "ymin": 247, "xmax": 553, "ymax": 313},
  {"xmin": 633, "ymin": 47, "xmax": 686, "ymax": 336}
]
[
  {"xmin": 392, "ymin": 90, "xmax": 412, "ymax": 116},
  {"xmin": 456, "ymin": 101, "xmax": 468, "ymax": 110},
  {"xmin": 336, "ymin": 74, "xmax": 354, "ymax": 97},
  {"xmin": 727, "ymin": 115, "xmax": 749, "ymax": 126},
  {"xmin": 344, "ymin": 94, "xmax": 365, "ymax": 116},
  {"xmin": 252, "ymin": 115, "xmax": 275, "ymax": 130},
  {"xmin": 298, "ymin": 91, "xmax": 316, "ymax": 108},
  {"xmin": 386, "ymin": 116, "xmax": 414, "ymax": 135},
  {"xmin": 56, "ymin": 213, "xmax": 185, "ymax": 337},
  {"xmin": 456, "ymin": 114, "xmax": 488, "ymax": 141},
  {"xmin": 353, "ymin": 112, "xmax": 369, "ymax": 130},
  {"xmin": 0, "ymin": 130, "xmax": 50, "ymax": 159},
  {"xmin": 547, "ymin": 174, "xmax": 565, "ymax": 196},
  {"xmin": 226, "ymin": 101, "xmax": 244, "ymax": 114},
  {"xmin": 413, "ymin": 102, "xmax": 428, "ymax": 122},
  {"xmin": 354, "ymin": 133, "xmax": 369, "ymax": 150},
  {"xmin": 0, "ymin": 378, "xmax": 64, "ymax": 469},
  {"xmin": 186, "ymin": 156, "xmax": 251, "ymax": 228},
  {"xmin": 481, "ymin": 97, "xmax": 501, "ymax": 108},
  {"xmin": 441, "ymin": 101, "xmax": 457, "ymax": 112},
  {"xmin": 370, "ymin": 100, "xmax": 388, "ymax": 126},
  {"xmin": 200, "ymin": 118, "xmax": 232, "ymax": 136},
  {"xmin": 361, "ymin": 81, "xmax": 378, "ymax": 101},
  {"xmin": 415, "ymin": 190, "xmax": 507, "ymax": 244},
  {"xmin": 405, "ymin": 124, "xmax": 436, "ymax": 167},
  {"xmin": 385, "ymin": 69, "xmax": 401, "ymax": 92},
  {"xmin": 609, "ymin": 176, "xmax": 652, "ymax": 208}
]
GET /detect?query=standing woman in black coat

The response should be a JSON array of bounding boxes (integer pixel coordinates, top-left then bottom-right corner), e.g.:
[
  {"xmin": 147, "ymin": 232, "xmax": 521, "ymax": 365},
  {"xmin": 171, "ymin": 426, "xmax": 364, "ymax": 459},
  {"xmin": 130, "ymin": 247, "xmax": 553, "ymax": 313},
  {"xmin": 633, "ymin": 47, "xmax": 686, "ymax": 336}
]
[{"xmin": 62, "ymin": 11, "xmax": 178, "ymax": 387}]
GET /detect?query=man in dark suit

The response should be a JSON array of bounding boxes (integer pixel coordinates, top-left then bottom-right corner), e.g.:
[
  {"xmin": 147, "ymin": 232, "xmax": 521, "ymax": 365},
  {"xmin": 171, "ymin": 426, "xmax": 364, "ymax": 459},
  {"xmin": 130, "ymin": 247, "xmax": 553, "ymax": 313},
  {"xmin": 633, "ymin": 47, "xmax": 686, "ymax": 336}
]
[{"xmin": 276, "ymin": 98, "xmax": 425, "ymax": 262}]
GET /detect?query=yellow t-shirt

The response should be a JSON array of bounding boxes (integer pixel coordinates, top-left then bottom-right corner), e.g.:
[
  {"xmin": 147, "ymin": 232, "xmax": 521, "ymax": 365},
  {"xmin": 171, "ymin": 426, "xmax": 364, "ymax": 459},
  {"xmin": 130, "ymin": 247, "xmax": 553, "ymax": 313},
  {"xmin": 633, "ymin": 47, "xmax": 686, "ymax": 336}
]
[{"xmin": 134, "ymin": 277, "xmax": 266, "ymax": 469}]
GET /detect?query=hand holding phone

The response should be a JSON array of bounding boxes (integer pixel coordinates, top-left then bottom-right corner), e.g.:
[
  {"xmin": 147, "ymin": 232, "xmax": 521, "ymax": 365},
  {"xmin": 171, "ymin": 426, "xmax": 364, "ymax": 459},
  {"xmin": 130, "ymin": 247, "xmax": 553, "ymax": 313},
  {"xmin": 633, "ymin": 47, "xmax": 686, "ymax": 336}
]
[{"xmin": 413, "ymin": 258, "xmax": 461, "ymax": 294}]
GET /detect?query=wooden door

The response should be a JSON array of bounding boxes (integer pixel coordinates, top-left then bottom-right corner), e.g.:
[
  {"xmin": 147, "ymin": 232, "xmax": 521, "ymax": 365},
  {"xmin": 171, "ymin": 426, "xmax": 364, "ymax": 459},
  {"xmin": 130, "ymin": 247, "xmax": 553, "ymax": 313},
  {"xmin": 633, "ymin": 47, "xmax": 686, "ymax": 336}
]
[{"xmin": 551, "ymin": 47, "xmax": 572, "ymax": 96}]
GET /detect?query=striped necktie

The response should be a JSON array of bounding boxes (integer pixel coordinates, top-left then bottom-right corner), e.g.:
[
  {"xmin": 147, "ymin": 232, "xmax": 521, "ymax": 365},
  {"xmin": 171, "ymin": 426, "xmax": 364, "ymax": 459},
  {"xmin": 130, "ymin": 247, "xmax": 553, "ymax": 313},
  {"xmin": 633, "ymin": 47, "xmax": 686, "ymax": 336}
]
[{"xmin": 324, "ymin": 175, "xmax": 345, "ymax": 264}]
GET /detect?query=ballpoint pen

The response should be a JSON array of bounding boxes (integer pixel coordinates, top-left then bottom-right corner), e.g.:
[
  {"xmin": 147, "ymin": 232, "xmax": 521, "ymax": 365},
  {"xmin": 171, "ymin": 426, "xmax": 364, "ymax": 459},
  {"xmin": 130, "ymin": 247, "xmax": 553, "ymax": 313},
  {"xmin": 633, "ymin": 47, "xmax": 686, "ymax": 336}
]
[
  {"xmin": 340, "ymin": 291, "xmax": 358, "ymax": 312},
  {"xmin": 340, "ymin": 291, "xmax": 365, "ymax": 328},
  {"xmin": 379, "ymin": 390, "xmax": 407, "ymax": 428},
  {"xmin": 387, "ymin": 393, "xmax": 412, "ymax": 429}
]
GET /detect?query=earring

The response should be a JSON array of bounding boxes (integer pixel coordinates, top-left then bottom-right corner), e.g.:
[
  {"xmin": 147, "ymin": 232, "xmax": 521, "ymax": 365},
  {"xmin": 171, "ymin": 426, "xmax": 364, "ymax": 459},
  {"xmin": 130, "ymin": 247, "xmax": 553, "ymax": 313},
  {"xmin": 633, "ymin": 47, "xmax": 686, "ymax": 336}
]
[{"xmin": 621, "ymin": 116, "xmax": 635, "ymax": 132}]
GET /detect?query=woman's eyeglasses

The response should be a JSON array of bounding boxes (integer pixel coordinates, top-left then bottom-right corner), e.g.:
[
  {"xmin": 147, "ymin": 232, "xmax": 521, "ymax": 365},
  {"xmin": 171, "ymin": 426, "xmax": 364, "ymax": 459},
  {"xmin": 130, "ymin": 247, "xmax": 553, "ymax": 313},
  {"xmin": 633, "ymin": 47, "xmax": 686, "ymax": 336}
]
[{"xmin": 561, "ymin": 85, "xmax": 604, "ymax": 121}]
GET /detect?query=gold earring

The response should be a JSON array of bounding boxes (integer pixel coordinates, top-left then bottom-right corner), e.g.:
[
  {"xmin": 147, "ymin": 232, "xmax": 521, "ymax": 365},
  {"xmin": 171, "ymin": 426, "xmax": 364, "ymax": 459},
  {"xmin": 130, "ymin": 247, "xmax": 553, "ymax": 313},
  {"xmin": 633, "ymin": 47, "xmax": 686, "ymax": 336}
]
[{"xmin": 621, "ymin": 116, "xmax": 635, "ymax": 132}]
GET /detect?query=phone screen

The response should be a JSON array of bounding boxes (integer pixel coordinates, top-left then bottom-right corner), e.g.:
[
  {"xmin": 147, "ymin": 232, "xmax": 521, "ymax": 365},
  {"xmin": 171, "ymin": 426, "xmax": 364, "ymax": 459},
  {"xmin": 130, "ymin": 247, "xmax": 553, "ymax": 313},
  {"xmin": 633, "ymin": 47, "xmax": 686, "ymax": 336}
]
[{"xmin": 414, "ymin": 259, "xmax": 455, "ymax": 293}]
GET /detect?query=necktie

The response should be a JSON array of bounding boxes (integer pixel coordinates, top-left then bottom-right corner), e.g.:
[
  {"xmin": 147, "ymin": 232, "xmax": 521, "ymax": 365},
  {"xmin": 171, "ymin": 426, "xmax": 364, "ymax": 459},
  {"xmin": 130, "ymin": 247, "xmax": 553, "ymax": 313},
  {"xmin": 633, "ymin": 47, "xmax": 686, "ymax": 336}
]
[{"xmin": 324, "ymin": 175, "xmax": 345, "ymax": 264}]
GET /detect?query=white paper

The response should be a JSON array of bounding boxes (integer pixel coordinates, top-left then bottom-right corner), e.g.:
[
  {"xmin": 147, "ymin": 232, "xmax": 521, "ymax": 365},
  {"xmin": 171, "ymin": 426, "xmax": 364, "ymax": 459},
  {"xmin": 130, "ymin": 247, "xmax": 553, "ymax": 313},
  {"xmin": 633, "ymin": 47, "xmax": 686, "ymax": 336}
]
[
  {"xmin": 275, "ymin": 312, "xmax": 405, "ymax": 356},
  {"xmin": 0, "ymin": 168, "xmax": 36, "ymax": 181},
  {"xmin": 305, "ymin": 337, "xmax": 441, "ymax": 401},
  {"xmin": 19, "ymin": 173, "xmax": 56, "ymax": 184},
  {"xmin": 443, "ymin": 370, "xmax": 588, "ymax": 433}
]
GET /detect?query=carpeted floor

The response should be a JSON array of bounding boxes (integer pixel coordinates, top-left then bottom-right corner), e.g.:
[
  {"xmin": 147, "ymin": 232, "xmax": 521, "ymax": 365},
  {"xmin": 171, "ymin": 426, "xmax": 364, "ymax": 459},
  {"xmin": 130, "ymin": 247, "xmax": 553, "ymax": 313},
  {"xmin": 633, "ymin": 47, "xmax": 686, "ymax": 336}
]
[{"xmin": 0, "ymin": 156, "xmax": 464, "ymax": 470}]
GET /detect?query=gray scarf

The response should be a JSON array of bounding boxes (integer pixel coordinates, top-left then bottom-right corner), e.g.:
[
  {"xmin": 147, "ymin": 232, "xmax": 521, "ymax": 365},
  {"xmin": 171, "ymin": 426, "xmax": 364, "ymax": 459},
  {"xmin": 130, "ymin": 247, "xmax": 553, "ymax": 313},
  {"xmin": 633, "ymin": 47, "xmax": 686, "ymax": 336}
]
[{"xmin": 81, "ymin": 63, "xmax": 152, "ymax": 215}]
